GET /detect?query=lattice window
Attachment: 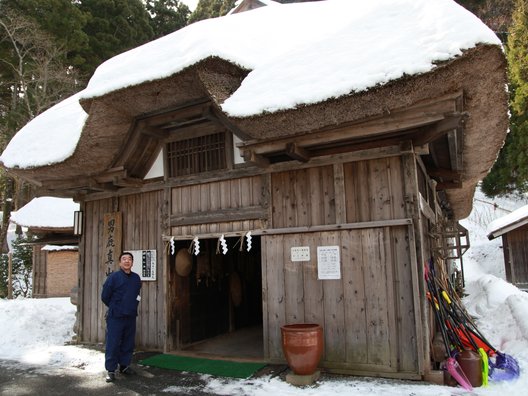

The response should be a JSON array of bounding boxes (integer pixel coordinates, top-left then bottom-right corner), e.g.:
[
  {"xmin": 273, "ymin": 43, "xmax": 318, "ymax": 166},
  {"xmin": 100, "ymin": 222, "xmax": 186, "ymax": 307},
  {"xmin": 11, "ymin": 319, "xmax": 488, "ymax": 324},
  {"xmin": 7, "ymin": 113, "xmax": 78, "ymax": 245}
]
[{"xmin": 167, "ymin": 132, "xmax": 227, "ymax": 177}]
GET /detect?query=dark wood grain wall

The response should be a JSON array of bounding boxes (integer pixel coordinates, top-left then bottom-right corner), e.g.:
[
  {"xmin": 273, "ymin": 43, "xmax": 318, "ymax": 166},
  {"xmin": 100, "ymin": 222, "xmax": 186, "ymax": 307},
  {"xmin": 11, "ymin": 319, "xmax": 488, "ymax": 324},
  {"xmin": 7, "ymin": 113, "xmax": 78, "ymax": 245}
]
[
  {"xmin": 78, "ymin": 150, "xmax": 430, "ymax": 378},
  {"xmin": 32, "ymin": 247, "xmax": 47, "ymax": 298},
  {"xmin": 503, "ymin": 225, "xmax": 528, "ymax": 288},
  {"xmin": 80, "ymin": 191, "xmax": 164, "ymax": 349},
  {"xmin": 262, "ymin": 155, "xmax": 422, "ymax": 377}
]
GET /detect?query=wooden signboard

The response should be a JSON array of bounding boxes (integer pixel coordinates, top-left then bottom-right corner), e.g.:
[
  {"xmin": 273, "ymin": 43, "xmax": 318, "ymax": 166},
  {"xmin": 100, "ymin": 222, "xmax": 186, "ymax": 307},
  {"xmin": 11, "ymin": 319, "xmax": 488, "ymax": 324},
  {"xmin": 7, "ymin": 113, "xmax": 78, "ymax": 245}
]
[{"xmin": 102, "ymin": 212, "xmax": 122, "ymax": 276}]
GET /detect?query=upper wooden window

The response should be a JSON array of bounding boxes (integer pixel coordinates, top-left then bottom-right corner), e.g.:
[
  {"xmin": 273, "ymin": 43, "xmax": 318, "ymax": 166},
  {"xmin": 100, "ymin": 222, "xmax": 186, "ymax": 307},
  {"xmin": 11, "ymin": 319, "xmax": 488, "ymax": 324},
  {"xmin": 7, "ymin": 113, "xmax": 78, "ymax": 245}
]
[{"xmin": 167, "ymin": 131, "xmax": 228, "ymax": 177}]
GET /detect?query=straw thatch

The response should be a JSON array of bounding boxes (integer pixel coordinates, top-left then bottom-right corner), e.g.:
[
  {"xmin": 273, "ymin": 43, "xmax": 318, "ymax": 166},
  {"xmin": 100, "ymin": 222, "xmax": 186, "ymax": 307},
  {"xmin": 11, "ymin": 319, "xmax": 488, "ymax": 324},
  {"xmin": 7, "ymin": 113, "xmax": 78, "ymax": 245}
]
[{"xmin": 7, "ymin": 44, "xmax": 507, "ymax": 220}]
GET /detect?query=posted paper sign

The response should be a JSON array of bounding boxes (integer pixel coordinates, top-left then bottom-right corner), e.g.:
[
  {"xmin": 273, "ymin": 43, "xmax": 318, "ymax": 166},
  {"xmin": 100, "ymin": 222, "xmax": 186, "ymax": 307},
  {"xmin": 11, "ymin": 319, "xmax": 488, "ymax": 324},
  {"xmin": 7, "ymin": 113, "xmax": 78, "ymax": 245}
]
[
  {"xmin": 130, "ymin": 249, "xmax": 157, "ymax": 281},
  {"xmin": 317, "ymin": 246, "xmax": 341, "ymax": 280},
  {"xmin": 291, "ymin": 246, "xmax": 310, "ymax": 262}
]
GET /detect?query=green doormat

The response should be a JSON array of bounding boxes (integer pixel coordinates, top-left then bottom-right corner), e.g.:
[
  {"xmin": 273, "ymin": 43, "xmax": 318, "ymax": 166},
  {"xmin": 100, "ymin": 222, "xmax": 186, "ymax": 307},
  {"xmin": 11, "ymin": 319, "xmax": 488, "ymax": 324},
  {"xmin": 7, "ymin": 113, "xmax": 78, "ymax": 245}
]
[{"xmin": 139, "ymin": 354, "xmax": 266, "ymax": 379}]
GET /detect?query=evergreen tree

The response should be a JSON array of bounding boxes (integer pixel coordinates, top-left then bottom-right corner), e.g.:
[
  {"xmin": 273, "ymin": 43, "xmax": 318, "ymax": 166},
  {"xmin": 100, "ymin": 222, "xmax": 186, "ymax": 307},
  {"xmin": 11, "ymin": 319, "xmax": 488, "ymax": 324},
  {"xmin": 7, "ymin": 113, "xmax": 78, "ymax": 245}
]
[
  {"xmin": 482, "ymin": 0, "xmax": 528, "ymax": 196},
  {"xmin": 0, "ymin": 0, "xmax": 90, "ymax": 78},
  {"xmin": 146, "ymin": 0, "xmax": 191, "ymax": 39},
  {"xmin": 189, "ymin": 0, "xmax": 237, "ymax": 24},
  {"xmin": 0, "ymin": 234, "xmax": 35, "ymax": 298},
  {"xmin": 78, "ymin": 0, "xmax": 155, "ymax": 76}
]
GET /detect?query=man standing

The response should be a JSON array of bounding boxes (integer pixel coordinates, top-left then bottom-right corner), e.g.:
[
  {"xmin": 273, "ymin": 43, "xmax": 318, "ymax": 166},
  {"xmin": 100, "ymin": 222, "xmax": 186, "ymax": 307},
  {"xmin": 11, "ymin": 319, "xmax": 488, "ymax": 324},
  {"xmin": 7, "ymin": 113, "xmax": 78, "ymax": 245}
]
[{"xmin": 101, "ymin": 252, "xmax": 142, "ymax": 382}]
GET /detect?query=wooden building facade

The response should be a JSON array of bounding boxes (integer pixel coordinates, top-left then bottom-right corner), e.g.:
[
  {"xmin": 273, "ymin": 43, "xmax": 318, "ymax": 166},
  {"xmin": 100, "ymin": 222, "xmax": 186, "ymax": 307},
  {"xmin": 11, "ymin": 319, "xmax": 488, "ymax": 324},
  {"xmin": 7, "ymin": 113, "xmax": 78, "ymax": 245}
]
[
  {"xmin": 76, "ymin": 145, "xmax": 438, "ymax": 377},
  {"xmin": 487, "ymin": 206, "xmax": 528, "ymax": 290},
  {"xmin": 0, "ymin": 1, "xmax": 509, "ymax": 382}
]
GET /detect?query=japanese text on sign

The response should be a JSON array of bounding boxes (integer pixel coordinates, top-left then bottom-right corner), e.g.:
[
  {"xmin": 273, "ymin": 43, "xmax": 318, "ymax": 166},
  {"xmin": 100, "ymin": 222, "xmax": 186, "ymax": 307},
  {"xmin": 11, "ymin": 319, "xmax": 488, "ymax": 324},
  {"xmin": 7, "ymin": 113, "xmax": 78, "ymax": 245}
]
[
  {"xmin": 291, "ymin": 246, "xmax": 310, "ymax": 262},
  {"xmin": 317, "ymin": 245, "xmax": 341, "ymax": 280},
  {"xmin": 129, "ymin": 250, "xmax": 157, "ymax": 281}
]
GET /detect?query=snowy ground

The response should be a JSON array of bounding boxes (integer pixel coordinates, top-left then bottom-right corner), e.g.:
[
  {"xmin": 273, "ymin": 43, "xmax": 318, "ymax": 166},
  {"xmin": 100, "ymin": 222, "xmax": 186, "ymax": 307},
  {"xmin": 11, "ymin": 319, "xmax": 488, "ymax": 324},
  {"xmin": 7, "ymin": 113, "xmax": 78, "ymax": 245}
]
[{"xmin": 1, "ymin": 188, "xmax": 528, "ymax": 395}]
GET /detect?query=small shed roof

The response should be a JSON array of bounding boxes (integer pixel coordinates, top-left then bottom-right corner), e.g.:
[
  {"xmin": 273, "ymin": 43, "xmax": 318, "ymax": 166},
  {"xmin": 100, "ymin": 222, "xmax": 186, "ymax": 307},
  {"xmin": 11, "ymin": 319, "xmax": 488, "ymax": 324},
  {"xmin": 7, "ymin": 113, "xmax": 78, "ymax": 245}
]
[
  {"xmin": 487, "ymin": 205, "xmax": 528, "ymax": 240},
  {"xmin": 10, "ymin": 197, "xmax": 79, "ymax": 231}
]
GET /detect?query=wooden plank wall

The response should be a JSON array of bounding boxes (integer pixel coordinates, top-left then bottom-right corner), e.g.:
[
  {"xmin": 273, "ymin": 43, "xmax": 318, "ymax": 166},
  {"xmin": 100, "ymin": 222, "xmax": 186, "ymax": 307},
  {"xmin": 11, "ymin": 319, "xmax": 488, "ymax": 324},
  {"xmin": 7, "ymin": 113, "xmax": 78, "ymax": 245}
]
[
  {"xmin": 170, "ymin": 175, "xmax": 265, "ymax": 236},
  {"xmin": 81, "ymin": 190, "xmax": 164, "ymax": 349},
  {"xmin": 506, "ymin": 225, "xmax": 528, "ymax": 287},
  {"xmin": 262, "ymin": 226, "xmax": 417, "ymax": 374},
  {"xmin": 263, "ymin": 156, "xmax": 420, "ymax": 376},
  {"xmin": 32, "ymin": 246, "xmax": 47, "ymax": 298}
]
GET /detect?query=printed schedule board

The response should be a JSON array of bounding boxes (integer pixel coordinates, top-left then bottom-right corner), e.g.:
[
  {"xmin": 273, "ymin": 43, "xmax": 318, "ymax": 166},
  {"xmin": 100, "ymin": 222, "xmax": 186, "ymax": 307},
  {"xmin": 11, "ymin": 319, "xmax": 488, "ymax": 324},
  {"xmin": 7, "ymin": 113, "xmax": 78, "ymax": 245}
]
[
  {"xmin": 129, "ymin": 250, "xmax": 157, "ymax": 281},
  {"xmin": 317, "ymin": 245, "xmax": 341, "ymax": 280}
]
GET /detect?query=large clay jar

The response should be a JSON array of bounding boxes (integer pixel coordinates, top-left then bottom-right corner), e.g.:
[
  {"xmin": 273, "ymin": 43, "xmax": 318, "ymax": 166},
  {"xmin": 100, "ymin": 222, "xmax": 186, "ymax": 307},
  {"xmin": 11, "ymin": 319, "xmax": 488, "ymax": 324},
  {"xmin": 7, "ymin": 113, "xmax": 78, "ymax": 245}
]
[{"xmin": 281, "ymin": 323, "xmax": 324, "ymax": 375}]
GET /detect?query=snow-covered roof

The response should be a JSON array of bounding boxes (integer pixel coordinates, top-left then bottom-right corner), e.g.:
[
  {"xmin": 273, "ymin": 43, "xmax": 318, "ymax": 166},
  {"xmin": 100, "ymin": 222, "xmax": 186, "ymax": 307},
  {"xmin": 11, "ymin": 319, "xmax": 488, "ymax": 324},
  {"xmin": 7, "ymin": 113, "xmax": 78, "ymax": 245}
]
[
  {"xmin": 487, "ymin": 205, "xmax": 528, "ymax": 240},
  {"xmin": 0, "ymin": 0, "xmax": 500, "ymax": 170},
  {"xmin": 41, "ymin": 245, "xmax": 79, "ymax": 251},
  {"xmin": 10, "ymin": 197, "xmax": 80, "ymax": 229}
]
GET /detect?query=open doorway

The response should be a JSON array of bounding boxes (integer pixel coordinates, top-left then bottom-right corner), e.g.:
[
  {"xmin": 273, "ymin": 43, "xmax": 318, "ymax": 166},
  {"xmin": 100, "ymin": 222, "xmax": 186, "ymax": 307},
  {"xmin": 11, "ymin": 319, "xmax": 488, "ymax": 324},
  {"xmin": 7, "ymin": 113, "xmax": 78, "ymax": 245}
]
[{"xmin": 168, "ymin": 236, "xmax": 263, "ymax": 360}]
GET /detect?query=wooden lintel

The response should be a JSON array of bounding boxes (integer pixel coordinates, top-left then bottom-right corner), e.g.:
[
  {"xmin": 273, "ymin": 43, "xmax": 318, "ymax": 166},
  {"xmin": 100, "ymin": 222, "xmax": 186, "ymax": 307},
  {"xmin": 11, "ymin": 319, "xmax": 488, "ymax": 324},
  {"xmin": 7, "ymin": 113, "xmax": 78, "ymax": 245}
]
[
  {"xmin": 95, "ymin": 167, "xmax": 127, "ymax": 183},
  {"xmin": 113, "ymin": 177, "xmax": 144, "ymax": 188},
  {"xmin": 413, "ymin": 112, "xmax": 468, "ymax": 146},
  {"xmin": 139, "ymin": 99, "xmax": 211, "ymax": 128},
  {"xmin": 170, "ymin": 206, "xmax": 268, "ymax": 227},
  {"xmin": 286, "ymin": 142, "xmax": 310, "ymax": 162},
  {"xmin": 163, "ymin": 218, "xmax": 413, "ymax": 240},
  {"xmin": 242, "ymin": 150, "xmax": 270, "ymax": 167},
  {"xmin": 139, "ymin": 124, "xmax": 167, "ymax": 140}
]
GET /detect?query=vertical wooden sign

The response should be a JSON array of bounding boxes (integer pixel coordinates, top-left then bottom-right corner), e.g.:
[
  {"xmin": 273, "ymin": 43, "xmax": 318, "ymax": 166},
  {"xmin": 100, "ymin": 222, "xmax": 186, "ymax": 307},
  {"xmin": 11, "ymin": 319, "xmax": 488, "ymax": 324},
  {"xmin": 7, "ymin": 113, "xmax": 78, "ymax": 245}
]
[{"xmin": 102, "ymin": 212, "xmax": 122, "ymax": 276}]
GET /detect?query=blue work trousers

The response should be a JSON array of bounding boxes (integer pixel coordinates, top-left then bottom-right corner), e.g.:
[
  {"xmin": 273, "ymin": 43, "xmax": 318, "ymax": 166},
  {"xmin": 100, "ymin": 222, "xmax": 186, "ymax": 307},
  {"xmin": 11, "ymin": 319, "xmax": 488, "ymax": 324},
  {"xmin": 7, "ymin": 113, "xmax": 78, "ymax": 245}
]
[{"xmin": 105, "ymin": 315, "xmax": 137, "ymax": 372}]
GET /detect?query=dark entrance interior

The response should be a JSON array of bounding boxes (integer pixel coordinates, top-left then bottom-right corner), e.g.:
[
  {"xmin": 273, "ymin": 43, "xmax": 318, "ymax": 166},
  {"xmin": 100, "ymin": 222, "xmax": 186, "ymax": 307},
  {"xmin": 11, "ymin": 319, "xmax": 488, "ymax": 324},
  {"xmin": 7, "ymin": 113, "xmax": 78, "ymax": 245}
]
[{"xmin": 168, "ymin": 236, "xmax": 263, "ymax": 360}]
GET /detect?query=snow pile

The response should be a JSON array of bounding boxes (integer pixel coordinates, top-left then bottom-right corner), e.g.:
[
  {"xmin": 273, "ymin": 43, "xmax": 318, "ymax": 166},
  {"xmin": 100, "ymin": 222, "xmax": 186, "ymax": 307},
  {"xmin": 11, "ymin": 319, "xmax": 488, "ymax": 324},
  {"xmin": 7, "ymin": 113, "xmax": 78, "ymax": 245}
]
[{"xmin": 0, "ymin": 298, "xmax": 103, "ymax": 373}]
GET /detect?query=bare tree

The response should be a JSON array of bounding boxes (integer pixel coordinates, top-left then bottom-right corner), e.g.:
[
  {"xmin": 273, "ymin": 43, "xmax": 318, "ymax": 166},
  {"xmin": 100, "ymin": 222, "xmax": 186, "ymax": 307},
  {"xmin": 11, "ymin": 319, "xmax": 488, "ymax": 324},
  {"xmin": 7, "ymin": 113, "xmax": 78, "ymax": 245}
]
[{"xmin": 0, "ymin": 7, "xmax": 80, "ymax": 292}]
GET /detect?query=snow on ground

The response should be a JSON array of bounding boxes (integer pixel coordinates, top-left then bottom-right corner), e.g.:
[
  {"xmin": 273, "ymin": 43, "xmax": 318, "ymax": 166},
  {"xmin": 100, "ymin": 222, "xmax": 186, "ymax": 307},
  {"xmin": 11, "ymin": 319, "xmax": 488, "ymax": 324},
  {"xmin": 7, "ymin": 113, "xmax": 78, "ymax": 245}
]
[{"xmin": 1, "ymin": 188, "xmax": 528, "ymax": 395}]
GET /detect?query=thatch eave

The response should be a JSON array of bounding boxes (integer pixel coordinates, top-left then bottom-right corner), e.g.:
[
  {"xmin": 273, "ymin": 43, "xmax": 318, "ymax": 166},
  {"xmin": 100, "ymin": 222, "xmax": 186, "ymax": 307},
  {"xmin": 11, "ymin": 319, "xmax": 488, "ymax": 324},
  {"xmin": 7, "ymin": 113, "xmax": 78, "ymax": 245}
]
[
  {"xmin": 226, "ymin": 44, "xmax": 508, "ymax": 219},
  {"xmin": 8, "ymin": 45, "xmax": 507, "ymax": 220}
]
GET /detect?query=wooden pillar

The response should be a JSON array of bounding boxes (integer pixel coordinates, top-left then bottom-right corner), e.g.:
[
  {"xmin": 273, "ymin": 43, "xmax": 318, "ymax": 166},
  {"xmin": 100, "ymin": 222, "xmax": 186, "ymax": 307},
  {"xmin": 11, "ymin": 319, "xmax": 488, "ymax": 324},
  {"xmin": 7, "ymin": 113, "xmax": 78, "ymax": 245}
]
[{"xmin": 8, "ymin": 252, "xmax": 13, "ymax": 299}]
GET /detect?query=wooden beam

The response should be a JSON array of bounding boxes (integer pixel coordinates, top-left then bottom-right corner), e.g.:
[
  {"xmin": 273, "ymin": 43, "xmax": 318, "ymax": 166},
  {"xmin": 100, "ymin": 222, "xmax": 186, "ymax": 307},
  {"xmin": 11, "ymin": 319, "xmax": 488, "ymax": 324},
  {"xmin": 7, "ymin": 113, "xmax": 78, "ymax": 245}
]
[
  {"xmin": 237, "ymin": 93, "xmax": 462, "ymax": 155},
  {"xmin": 95, "ymin": 166, "xmax": 126, "ymax": 183},
  {"xmin": 112, "ymin": 177, "xmax": 144, "ymax": 188},
  {"xmin": 138, "ymin": 124, "xmax": 168, "ymax": 140},
  {"xmin": 163, "ymin": 218, "xmax": 413, "ymax": 240},
  {"xmin": 170, "ymin": 206, "xmax": 268, "ymax": 226},
  {"xmin": 204, "ymin": 105, "xmax": 252, "ymax": 140},
  {"xmin": 412, "ymin": 112, "xmax": 468, "ymax": 146},
  {"xmin": 139, "ymin": 99, "xmax": 211, "ymax": 128},
  {"xmin": 286, "ymin": 142, "xmax": 310, "ymax": 162},
  {"xmin": 242, "ymin": 150, "xmax": 270, "ymax": 167}
]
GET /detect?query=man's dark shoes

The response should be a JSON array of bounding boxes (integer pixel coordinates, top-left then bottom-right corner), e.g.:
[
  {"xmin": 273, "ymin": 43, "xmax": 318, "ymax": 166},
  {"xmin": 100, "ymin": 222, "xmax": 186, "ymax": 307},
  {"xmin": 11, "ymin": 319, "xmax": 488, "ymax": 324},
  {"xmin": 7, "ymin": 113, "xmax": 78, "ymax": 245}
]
[
  {"xmin": 120, "ymin": 366, "xmax": 135, "ymax": 376},
  {"xmin": 105, "ymin": 371, "xmax": 116, "ymax": 382}
]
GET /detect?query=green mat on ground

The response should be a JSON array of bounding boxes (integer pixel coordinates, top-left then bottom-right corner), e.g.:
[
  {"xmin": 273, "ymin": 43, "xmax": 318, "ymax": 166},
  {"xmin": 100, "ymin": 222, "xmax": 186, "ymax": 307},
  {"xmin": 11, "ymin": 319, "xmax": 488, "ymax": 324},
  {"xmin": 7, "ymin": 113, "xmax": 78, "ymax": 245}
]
[{"xmin": 138, "ymin": 354, "xmax": 266, "ymax": 379}]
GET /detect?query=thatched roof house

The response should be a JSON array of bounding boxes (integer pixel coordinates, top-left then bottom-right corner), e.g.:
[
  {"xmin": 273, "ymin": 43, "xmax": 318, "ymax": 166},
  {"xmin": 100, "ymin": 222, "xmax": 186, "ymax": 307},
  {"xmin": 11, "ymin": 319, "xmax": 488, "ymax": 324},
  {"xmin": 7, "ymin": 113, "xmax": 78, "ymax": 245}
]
[
  {"xmin": 1, "ymin": 0, "xmax": 507, "ymax": 220},
  {"xmin": 0, "ymin": 0, "xmax": 509, "ymax": 381}
]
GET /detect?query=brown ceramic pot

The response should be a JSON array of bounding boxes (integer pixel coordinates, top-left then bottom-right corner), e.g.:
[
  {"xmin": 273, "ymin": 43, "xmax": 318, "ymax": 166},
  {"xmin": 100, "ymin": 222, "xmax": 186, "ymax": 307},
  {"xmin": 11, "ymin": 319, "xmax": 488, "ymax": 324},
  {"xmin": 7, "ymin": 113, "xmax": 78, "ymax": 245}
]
[
  {"xmin": 456, "ymin": 349, "xmax": 482, "ymax": 387},
  {"xmin": 281, "ymin": 323, "xmax": 323, "ymax": 375}
]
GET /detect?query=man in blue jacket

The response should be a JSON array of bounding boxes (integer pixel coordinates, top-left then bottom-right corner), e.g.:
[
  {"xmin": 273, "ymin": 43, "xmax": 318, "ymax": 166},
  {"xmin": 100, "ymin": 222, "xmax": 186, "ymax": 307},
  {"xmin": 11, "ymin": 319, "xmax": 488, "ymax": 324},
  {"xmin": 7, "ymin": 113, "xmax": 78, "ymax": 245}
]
[{"xmin": 101, "ymin": 252, "xmax": 142, "ymax": 382}]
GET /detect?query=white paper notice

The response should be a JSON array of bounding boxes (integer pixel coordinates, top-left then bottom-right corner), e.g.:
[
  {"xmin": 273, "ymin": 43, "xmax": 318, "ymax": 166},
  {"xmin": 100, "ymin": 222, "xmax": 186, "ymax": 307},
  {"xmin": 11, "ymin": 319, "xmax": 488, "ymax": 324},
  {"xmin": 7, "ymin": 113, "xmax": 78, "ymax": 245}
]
[
  {"xmin": 317, "ymin": 246, "xmax": 341, "ymax": 280},
  {"xmin": 291, "ymin": 246, "xmax": 310, "ymax": 262}
]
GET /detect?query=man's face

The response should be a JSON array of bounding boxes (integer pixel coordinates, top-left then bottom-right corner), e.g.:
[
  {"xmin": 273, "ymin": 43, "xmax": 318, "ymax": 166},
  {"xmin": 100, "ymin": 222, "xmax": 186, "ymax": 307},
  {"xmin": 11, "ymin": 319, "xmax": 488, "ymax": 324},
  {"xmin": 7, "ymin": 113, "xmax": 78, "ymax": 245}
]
[{"xmin": 119, "ymin": 254, "xmax": 134, "ymax": 273}]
